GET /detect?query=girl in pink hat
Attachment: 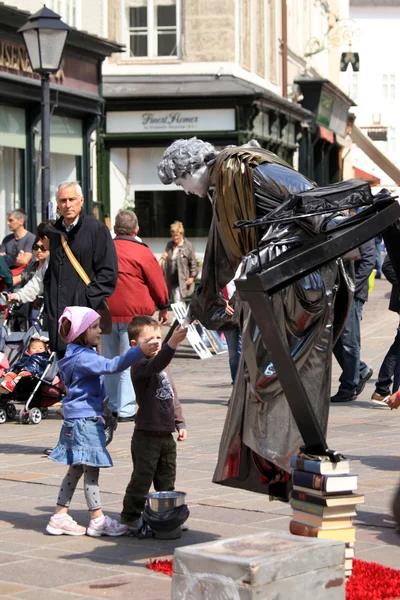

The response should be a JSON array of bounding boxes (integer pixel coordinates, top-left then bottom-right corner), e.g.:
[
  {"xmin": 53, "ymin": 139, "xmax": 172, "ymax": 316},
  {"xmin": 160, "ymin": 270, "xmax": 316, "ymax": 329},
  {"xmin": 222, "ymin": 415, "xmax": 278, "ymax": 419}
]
[{"xmin": 46, "ymin": 306, "xmax": 158, "ymax": 537}]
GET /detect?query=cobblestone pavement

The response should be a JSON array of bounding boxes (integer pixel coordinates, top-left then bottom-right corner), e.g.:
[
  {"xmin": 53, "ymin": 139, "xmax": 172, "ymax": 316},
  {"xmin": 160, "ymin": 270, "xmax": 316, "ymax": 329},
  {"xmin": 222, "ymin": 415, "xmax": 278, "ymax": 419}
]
[{"xmin": 0, "ymin": 277, "xmax": 398, "ymax": 598}]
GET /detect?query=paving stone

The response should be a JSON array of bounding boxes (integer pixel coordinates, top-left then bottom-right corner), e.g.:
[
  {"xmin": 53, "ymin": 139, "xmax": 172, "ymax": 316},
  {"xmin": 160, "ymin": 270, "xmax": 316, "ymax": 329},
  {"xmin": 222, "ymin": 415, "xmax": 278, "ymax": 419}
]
[
  {"xmin": 0, "ymin": 278, "xmax": 397, "ymax": 596},
  {"xmin": 59, "ymin": 573, "xmax": 171, "ymax": 599}
]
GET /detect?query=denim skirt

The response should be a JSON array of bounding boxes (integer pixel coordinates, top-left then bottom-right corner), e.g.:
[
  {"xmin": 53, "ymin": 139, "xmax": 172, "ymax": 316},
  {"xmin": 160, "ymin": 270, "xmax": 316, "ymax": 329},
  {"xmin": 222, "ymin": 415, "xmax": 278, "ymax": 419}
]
[{"xmin": 49, "ymin": 417, "xmax": 113, "ymax": 468}]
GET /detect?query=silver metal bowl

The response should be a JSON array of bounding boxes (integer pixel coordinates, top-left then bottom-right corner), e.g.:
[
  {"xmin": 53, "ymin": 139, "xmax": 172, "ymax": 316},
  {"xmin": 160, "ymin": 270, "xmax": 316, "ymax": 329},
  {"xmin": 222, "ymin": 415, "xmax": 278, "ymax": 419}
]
[{"xmin": 146, "ymin": 491, "xmax": 186, "ymax": 513}]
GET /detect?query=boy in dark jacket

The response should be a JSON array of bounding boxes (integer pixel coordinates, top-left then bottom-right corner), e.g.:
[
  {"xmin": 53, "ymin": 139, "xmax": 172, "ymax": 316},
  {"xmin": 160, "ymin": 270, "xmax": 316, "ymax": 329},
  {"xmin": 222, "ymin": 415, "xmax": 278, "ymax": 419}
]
[
  {"xmin": 0, "ymin": 337, "xmax": 48, "ymax": 393},
  {"xmin": 120, "ymin": 316, "xmax": 187, "ymax": 528}
]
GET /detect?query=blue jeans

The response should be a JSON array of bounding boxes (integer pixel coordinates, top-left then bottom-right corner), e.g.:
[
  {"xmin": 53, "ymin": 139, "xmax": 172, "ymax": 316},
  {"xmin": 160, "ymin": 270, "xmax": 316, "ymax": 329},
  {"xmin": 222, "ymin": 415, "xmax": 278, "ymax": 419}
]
[
  {"xmin": 101, "ymin": 323, "xmax": 136, "ymax": 418},
  {"xmin": 333, "ymin": 297, "xmax": 368, "ymax": 394},
  {"xmin": 224, "ymin": 327, "xmax": 242, "ymax": 384},
  {"xmin": 375, "ymin": 325, "xmax": 400, "ymax": 395}
]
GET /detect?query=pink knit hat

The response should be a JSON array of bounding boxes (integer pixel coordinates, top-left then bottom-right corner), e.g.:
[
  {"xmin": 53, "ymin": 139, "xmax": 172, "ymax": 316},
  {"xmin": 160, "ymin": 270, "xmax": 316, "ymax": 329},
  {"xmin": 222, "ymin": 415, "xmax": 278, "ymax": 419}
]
[{"xmin": 58, "ymin": 306, "xmax": 101, "ymax": 343}]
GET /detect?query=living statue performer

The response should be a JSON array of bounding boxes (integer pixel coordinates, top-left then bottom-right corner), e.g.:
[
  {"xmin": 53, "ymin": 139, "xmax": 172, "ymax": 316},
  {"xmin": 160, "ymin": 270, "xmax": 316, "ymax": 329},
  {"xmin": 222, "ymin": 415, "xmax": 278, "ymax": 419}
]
[{"xmin": 157, "ymin": 137, "xmax": 399, "ymax": 502}]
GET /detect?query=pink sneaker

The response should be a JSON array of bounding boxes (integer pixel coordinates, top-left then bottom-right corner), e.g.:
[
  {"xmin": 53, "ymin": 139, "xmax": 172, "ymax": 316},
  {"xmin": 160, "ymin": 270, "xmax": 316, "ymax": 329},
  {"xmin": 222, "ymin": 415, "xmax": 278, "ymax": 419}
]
[
  {"xmin": 46, "ymin": 514, "xmax": 86, "ymax": 536},
  {"xmin": 87, "ymin": 515, "xmax": 128, "ymax": 537}
]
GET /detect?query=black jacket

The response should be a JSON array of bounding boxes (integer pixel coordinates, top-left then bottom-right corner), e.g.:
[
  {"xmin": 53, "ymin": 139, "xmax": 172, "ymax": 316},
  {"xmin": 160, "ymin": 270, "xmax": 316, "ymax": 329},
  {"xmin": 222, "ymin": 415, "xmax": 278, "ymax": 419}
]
[
  {"xmin": 382, "ymin": 254, "xmax": 400, "ymax": 313},
  {"xmin": 44, "ymin": 210, "xmax": 118, "ymax": 352},
  {"xmin": 353, "ymin": 238, "xmax": 375, "ymax": 303}
]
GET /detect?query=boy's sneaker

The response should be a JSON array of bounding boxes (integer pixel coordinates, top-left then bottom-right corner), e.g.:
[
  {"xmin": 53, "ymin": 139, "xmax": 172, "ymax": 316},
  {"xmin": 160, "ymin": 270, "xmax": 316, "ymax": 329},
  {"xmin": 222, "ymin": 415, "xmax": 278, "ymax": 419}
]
[
  {"xmin": 87, "ymin": 515, "xmax": 128, "ymax": 537},
  {"xmin": 0, "ymin": 379, "xmax": 15, "ymax": 394},
  {"xmin": 46, "ymin": 514, "xmax": 86, "ymax": 536},
  {"xmin": 371, "ymin": 392, "xmax": 390, "ymax": 406},
  {"xmin": 182, "ymin": 522, "xmax": 189, "ymax": 531}
]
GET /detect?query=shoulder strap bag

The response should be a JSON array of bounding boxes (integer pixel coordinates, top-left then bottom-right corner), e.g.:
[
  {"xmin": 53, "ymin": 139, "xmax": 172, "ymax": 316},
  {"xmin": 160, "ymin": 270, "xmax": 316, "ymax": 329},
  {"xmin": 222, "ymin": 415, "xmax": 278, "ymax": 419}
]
[{"xmin": 61, "ymin": 236, "xmax": 112, "ymax": 334}]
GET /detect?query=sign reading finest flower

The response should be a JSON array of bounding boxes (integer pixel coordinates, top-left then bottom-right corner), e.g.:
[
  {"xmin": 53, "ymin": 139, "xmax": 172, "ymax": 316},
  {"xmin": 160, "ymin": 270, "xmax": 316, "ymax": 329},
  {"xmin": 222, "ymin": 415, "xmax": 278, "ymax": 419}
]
[{"xmin": 106, "ymin": 109, "xmax": 236, "ymax": 134}]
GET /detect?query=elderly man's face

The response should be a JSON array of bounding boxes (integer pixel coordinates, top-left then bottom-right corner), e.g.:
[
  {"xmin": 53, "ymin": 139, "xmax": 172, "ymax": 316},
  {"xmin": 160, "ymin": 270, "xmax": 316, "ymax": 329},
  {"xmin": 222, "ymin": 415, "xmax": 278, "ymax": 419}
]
[
  {"xmin": 174, "ymin": 165, "xmax": 210, "ymax": 198},
  {"xmin": 57, "ymin": 185, "xmax": 84, "ymax": 224}
]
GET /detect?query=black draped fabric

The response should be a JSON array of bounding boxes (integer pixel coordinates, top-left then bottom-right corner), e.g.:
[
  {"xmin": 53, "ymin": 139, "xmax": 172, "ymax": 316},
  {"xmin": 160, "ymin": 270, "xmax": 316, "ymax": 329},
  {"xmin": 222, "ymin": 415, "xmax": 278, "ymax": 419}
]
[{"xmin": 189, "ymin": 146, "xmax": 361, "ymax": 500}]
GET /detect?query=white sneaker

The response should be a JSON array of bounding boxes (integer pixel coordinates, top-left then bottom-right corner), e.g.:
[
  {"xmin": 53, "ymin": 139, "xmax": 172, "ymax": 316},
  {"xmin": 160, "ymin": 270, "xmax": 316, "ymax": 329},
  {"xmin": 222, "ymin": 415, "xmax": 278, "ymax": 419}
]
[
  {"xmin": 87, "ymin": 515, "xmax": 128, "ymax": 537},
  {"xmin": 182, "ymin": 522, "xmax": 189, "ymax": 531},
  {"xmin": 46, "ymin": 514, "xmax": 86, "ymax": 536}
]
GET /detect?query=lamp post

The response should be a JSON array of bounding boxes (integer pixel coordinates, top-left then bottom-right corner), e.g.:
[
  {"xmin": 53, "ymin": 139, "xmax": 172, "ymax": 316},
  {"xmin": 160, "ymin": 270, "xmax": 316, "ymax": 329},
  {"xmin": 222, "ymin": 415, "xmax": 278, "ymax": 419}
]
[{"xmin": 18, "ymin": 7, "xmax": 70, "ymax": 222}]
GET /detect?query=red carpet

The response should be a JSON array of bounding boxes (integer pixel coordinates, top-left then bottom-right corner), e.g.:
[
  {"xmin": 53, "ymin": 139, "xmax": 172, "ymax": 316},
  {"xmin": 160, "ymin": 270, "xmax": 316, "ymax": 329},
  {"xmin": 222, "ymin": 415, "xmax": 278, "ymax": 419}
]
[
  {"xmin": 146, "ymin": 557, "xmax": 400, "ymax": 600},
  {"xmin": 347, "ymin": 560, "xmax": 400, "ymax": 600},
  {"xmin": 146, "ymin": 559, "xmax": 173, "ymax": 577}
]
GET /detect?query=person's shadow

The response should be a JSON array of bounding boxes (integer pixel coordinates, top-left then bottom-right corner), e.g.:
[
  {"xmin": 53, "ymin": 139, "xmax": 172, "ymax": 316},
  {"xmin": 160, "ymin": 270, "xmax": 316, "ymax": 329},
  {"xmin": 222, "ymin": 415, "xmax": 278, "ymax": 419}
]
[{"xmin": 0, "ymin": 505, "xmax": 220, "ymax": 568}]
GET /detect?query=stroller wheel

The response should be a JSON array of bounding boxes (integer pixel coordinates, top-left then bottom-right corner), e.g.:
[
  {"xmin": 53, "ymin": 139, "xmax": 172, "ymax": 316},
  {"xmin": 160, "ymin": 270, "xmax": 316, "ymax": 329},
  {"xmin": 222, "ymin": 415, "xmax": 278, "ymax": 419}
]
[
  {"xmin": 41, "ymin": 408, "xmax": 49, "ymax": 419},
  {"xmin": 5, "ymin": 403, "xmax": 16, "ymax": 420},
  {"xmin": 0, "ymin": 408, "xmax": 7, "ymax": 424},
  {"xmin": 29, "ymin": 408, "xmax": 42, "ymax": 425},
  {"xmin": 19, "ymin": 411, "xmax": 30, "ymax": 424}
]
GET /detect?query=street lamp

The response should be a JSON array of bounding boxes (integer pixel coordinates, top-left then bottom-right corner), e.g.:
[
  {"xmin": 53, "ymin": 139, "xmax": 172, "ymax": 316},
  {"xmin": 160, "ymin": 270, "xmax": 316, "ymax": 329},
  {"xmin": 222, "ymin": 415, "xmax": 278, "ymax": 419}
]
[{"xmin": 18, "ymin": 6, "xmax": 70, "ymax": 222}]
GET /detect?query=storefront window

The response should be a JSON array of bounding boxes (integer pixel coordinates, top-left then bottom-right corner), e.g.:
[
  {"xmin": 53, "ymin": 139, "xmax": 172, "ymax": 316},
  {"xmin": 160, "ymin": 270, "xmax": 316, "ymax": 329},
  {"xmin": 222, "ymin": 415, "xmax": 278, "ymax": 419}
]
[
  {"xmin": 134, "ymin": 189, "xmax": 212, "ymax": 238},
  {"xmin": 0, "ymin": 105, "xmax": 25, "ymax": 239},
  {"xmin": 0, "ymin": 147, "xmax": 23, "ymax": 240},
  {"xmin": 35, "ymin": 115, "xmax": 83, "ymax": 223}
]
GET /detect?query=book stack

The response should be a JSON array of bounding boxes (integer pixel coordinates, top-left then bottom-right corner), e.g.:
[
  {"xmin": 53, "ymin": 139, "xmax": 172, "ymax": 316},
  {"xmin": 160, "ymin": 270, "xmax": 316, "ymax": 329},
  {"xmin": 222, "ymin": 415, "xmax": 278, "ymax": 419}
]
[{"xmin": 289, "ymin": 455, "xmax": 364, "ymax": 578}]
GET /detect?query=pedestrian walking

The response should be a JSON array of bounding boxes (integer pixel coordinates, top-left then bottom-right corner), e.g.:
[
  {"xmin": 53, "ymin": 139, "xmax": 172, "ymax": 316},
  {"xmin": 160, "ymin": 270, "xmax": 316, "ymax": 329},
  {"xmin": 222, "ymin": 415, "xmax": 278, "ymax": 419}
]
[
  {"xmin": 102, "ymin": 210, "xmax": 170, "ymax": 423},
  {"xmin": 223, "ymin": 277, "xmax": 242, "ymax": 385},
  {"xmin": 371, "ymin": 254, "xmax": 400, "ymax": 405},
  {"xmin": 46, "ymin": 306, "xmax": 159, "ymax": 537},
  {"xmin": 120, "ymin": 316, "xmax": 187, "ymax": 529},
  {"xmin": 331, "ymin": 238, "xmax": 375, "ymax": 403},
  {"xmin": 44, "ymin": 181, "xmax": 118, "ymax": 357},
  {"xmin": 162, "ymin": 221, "xmax": 198, "ymax": 303}
]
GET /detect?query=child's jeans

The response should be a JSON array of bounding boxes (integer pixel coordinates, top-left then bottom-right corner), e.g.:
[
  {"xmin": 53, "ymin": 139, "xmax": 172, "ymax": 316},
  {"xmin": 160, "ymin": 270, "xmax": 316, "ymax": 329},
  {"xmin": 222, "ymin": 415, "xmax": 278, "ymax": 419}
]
[{"xmin": 121, "ymin": 430, "xmax": 176, "ymax": 527}]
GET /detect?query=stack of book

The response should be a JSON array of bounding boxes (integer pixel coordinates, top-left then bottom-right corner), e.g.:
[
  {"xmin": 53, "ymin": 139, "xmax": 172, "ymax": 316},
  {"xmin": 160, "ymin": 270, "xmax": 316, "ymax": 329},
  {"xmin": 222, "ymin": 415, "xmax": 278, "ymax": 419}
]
[{"xmin": 289, "ymin": 455, "xmax": 364, "ymax": 578}]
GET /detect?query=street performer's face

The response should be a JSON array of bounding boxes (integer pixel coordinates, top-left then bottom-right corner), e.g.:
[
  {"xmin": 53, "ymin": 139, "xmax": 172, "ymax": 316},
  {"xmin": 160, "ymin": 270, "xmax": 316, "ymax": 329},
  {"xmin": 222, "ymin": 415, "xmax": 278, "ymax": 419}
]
[
  {"xmin": 57, "ymin": 185, "xmax": 84, "ymax": 225},
  {"xmin": 174, "ymin": 165, "xmax": 210, "ymax": 198}
]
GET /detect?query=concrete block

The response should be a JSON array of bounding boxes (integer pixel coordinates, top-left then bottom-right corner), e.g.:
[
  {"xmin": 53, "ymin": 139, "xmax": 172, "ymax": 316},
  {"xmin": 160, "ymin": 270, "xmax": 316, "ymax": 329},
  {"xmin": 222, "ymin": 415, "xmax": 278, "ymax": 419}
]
[{"xmin": 172, "ymin": 530, "xmax": 345, "ymax": 600}]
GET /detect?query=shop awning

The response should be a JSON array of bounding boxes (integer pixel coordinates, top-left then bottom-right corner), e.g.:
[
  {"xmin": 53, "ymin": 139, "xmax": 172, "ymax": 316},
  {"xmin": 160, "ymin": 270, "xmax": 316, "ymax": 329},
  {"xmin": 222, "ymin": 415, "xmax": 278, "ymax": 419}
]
[
  {"xmin": 351, "ymin": 124, "xmax": 400, "ymax": 185},
  {"xmin": 354, "ymin": 167, "xmax": 381, "ymax": 186}
]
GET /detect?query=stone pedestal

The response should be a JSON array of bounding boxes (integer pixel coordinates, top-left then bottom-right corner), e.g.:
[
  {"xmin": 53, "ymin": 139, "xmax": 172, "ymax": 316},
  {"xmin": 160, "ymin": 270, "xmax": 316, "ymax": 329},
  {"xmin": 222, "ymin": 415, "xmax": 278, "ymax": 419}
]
[{"xmin": 172, "ymin": 530, "xmax": 345, "ymax": 599}]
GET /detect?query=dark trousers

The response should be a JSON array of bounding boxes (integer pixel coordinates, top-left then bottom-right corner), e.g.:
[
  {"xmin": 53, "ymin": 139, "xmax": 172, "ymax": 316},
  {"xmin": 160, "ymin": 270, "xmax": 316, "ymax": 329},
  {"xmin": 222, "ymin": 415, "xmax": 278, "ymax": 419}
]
[
  {"xmin": 224, "ymin": 327, "xmax": 242, "ymax": 384},
  {"xmin": 334, "ymin": 297, "xmax": 368, "ymax": 393},
  {"xmin": 121, "ymin": 430, "xmax": 176, "ymax": 526},
  {"xmin": 375, "ymin": 325, "xmax": 400, "ymax": 395}
]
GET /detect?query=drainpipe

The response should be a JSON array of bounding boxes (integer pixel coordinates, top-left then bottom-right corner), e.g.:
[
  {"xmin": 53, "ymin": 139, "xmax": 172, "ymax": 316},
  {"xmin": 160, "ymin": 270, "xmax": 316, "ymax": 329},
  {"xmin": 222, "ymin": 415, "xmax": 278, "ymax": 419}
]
[{"xmin": 281, "ymin": 0, "xmax": 288, "ymax": 98}]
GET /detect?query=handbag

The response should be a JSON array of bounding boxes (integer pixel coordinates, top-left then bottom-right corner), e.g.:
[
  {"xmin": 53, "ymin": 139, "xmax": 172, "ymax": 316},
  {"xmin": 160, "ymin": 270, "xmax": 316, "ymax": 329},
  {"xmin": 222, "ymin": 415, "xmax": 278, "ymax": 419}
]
[{"xmin": 60, "ymin": 236, "xmax": 113, "ymax": 334}]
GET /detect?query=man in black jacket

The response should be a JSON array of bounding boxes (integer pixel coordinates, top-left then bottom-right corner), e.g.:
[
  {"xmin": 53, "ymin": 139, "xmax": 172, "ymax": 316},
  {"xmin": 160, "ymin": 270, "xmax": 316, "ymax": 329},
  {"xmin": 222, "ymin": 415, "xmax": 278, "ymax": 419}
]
[
  {"xmin": 331, "ymin": 238, "xmax": 375, "ymax": 402},
  {"xmin": 44, "ymin": 181, "xmax": 118, "ymax": 356},
  {"xmin": 371, "ymin": 254, "xmax": 400, "ymax": 405}
]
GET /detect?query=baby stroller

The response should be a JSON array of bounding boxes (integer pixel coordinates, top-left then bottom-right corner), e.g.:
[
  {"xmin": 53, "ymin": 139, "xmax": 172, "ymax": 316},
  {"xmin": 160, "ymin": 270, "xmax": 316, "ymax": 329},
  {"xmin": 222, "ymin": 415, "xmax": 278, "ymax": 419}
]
[
  {"xmin": 0, "ymin": 324, "xmax": 65, "ymax": 424},
  {"xmin": 1, "ymin": 294, "xmax": 45, "ymax": 334}
]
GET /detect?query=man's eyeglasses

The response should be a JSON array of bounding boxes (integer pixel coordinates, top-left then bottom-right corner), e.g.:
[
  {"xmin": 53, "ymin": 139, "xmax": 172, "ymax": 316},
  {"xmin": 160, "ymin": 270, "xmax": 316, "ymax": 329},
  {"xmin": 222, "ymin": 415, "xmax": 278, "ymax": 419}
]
[{"xmin": 33, "ymin": 243, "xmax": 46, "ymax": 251}]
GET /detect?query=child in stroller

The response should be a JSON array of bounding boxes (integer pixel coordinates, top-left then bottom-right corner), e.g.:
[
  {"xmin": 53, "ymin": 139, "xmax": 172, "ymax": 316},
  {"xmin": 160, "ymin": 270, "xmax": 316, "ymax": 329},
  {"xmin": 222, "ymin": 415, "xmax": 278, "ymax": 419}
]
[
  {"xmin": 0, "ymin": 336, "xmax": 48, "ymax": 394},
  {"xmin": 0, "ymin": 329, "xmax": 65, "ymax": 424}
]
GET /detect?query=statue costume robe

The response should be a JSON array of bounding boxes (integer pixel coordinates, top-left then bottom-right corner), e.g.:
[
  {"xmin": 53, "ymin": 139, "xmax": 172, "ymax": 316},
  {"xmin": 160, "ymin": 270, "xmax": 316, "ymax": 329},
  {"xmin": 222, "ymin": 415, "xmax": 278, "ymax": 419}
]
[{"xmin": 190, "ymin": 145, "xmax": 355, "ymax": 500}]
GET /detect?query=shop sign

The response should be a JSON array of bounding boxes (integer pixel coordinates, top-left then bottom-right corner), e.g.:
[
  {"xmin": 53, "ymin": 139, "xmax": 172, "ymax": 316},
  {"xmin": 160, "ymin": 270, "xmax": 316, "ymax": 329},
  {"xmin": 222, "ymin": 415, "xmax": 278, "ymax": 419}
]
[
  {"xmin": 0, "ymin": 38, "xmax": 97, "ymax": 94},
  {"xmin": 317, "ymin": 91, "xmax": 348, "ymax": 137},
  {"xmin": 106, "ymin": 109, "xmax": 236, "ymax": 134},
  {"xmin": 0, "ymin": 40, "xmax": 32, "ymax": 73}
]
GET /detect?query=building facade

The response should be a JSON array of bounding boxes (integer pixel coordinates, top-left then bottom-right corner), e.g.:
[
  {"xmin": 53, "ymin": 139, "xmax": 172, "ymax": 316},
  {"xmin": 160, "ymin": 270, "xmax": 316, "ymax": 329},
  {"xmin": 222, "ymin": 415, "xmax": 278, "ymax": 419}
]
[
  {"xmin": 0, "ymin": 2, "xmax": 121, "ymax": 239},
  {"xmin": 99, "ymin": 0, "xmax": 353, "ymax": 255},
  {"xmin": 339, "ymin": 0, "xmax": 400, "ymax": 192}
]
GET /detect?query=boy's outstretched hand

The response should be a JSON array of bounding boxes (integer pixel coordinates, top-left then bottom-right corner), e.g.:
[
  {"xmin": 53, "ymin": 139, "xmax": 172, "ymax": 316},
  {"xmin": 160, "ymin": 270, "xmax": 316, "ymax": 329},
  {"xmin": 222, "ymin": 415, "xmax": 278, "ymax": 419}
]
[
  {"xmin": 168, "ymin": 325, "xmax": 188, "ymax": 350},
  {"xmin": 178, "ymin": 428, "xmax": 187, "ymax": 441},
  {"xmin": 140, "ymin": 340, "xmax": 159, "ymax": 357}
]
